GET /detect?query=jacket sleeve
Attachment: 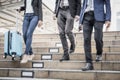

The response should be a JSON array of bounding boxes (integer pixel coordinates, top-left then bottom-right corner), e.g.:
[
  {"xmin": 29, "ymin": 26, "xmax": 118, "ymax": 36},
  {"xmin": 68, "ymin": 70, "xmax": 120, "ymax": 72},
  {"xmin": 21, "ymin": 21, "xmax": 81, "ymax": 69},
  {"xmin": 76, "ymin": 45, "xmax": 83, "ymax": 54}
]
[
  {"xmin": 20, "ymin": 0, "xmax": 25, "ymax": 11},
  {"xmin": 54, "ymin": 0, "xmax": 58, "ymax": 14},
  {"xmin": 105, "ymin": 0, "xmax": 111, "ymax": 21},
  {"xmin": 20, "ymin": 6, "xmax": 25, "ymax": 11},
  {"xmin": 38, "ymin": 0, "xmax": 43, "ymax": 21},
  {"xmin": 76, "ymin": 0, "xmax": 81, "ymax": 16}
]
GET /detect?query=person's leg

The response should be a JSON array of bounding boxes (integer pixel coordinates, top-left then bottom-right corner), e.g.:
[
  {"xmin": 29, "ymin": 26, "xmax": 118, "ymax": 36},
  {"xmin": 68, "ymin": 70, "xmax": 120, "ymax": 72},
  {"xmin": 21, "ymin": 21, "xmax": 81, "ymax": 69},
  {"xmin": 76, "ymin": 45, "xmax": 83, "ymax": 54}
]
[
  {"xmin": 65, "ymin": 9, "xmax": 75, "ymax": 54},
  {"xmin": 81, "ymin": 11, "xmax": 94, "ymax": 71},
  {"xmin": 22, "ymin": 15, "xmax": 33, "ymax": 55},
  {"xmin": 57, "ymin": 9, "xmax": 69, "ymax": 61},
  {"xmin": 94, "ymin": 21, "xmax": 104, "ymax": 62},
  {"xmin": 21, "ymin": 14, "xmax": 30, "ymax": 63},
  {"xmin": 21, "ymin": 14, "xmax": 38, "ymax": 64},
  {"xmin": 25, "ymin": 15, "xmax": 38, "ymax": 55},
  {"xmin": 22, "ymin": 14, "xmax": 29, "ymax": 52},
  {"xmin": 83, "ymin": 17, "xmax": 93, "ymax": 64},
  {"xmin": 29, "ymin": 47, "xmax": 33, "ymax": 55}
]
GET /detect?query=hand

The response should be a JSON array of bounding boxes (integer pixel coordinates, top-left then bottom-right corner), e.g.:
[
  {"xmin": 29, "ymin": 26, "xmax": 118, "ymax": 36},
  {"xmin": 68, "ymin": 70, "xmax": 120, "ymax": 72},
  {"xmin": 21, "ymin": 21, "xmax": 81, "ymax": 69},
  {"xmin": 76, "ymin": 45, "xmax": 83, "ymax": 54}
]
[
  {"xmin": 53, "ymin": 14, "xmax": 56, "ymax": 20},
  {"xmin": 78, "ymin": 24, "xmax": 83, "ymax": 31},
  {"xmin": 38, "ymin": 20, "xmax": 43, "ymax": 28},
  {"xmin": 75, "ymin": 15, "xmax": 80, "ymax": 22},
  {"xmin": 16, "ymin": 9, "xmax": 21, "ymax": 13},
  {"xmin": 105, "ymin": 21, "xmax": 111, "ymax": 31}
]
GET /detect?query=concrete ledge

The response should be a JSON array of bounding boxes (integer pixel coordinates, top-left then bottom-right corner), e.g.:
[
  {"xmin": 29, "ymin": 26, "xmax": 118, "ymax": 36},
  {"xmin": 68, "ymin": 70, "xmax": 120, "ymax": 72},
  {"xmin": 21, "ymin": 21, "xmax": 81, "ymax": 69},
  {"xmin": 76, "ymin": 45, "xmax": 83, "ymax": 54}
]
[
  {"xmin": 0, "ymin": 68, "xmax": 120, "ymax": 80},
  {"xmin": 0, "ymin": 77, "xmax": 63, "ymax": 80},
  {"xmin": 0, "ymin": 60, "xmax": 120, "ymax": 71},
  {"xmin": 1, "ymin": 52, "xmax": 120, "ymax": 61}
]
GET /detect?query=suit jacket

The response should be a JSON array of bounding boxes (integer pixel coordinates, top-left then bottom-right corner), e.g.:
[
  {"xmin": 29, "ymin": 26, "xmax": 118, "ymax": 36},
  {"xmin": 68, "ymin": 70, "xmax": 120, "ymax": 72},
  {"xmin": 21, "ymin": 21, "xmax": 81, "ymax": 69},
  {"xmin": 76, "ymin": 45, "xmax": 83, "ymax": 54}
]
[
  {"xmin": 54, "ymin": 0, "xmax": 81, "ymax": 18},
  {"xmin": 20, "ymin": 0, "xmax": 43, "ymax": 21},
  {"xmin": 79, "ymin": 0, "xmax": 111, "ymax": 24}
]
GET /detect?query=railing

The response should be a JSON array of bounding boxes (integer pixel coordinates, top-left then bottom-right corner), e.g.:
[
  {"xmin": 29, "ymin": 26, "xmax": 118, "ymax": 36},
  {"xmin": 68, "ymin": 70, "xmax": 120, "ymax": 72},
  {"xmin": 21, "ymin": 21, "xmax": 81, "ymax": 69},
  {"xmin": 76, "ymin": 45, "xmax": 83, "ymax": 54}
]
[{"xmin": 0, "ymin": 0, "xmax": 24, "ymax": 10}]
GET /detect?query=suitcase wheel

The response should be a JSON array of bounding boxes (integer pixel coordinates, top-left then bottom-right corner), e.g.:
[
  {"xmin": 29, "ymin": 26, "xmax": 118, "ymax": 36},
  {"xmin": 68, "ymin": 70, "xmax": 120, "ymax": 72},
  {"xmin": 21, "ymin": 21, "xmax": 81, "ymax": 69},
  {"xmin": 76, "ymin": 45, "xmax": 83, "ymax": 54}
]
[
  {"xmin": 12, "ymin": 57, "xmax": 15, "ymax": 61},
  {"xmin": 11, "ymin": 52, "xmax": 16, "ymax": 61},
  {"xmin": 12, "ymin": 54, "xmax": 15, "ymax": 61},
  {"xmin": 20, "ymin": 56, "xmax": 22, "ymax": 60},
  {"xmin": 3, "ymin": 55, "xmax": 7, "ymax": 59},
  {"xmin": 3, "ymin": 53, "xmax": 7, "ymax": 59}
]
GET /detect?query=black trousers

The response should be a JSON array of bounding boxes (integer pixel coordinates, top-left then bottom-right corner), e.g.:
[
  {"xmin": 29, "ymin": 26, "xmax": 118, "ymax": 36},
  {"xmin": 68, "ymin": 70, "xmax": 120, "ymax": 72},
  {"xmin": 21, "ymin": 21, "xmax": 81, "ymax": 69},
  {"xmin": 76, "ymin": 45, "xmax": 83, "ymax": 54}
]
[
  {"xmin": 83, "ymin": 11, "xmax": 104, "ymax": 63},
  {"xmin": 57, "ymin": 8, "xmax": 75, "ymax": 56}
]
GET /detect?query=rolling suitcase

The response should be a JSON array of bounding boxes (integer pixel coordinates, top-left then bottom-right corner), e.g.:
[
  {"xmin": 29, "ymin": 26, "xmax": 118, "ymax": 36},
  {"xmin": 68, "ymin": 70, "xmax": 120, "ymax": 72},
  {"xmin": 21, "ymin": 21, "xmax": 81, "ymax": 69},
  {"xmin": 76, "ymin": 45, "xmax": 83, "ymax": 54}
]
[
  {"xmin": 3, "ymin": 10, "xmax": 23, "ymax": 60},
  {"xmin": 4, "ymin": 30, "xmax": 22, "ymax": 60}
]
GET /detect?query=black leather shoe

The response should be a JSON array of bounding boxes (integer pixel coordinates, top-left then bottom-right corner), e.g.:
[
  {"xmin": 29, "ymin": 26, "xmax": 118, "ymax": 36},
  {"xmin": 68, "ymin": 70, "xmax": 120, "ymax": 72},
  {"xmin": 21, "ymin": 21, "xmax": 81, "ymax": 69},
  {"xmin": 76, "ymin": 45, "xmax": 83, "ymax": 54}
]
[
  {"xmin": 96, "ymin": 55, "xmax": 102, "ymax": 62},
  {"xmin": 59, "ymin": 55, "xmax": 70, "ymax": 62},
  {"xmin": 69, "ymin": 45, "xmax": 75, "ymax": 54},
  {"xmin": 69, "ymin": 49, "xmax": 74, "ymax": 54},
  {"xmin": 81, "ymin": 63, "xmax": 94, "ymax": 71}
]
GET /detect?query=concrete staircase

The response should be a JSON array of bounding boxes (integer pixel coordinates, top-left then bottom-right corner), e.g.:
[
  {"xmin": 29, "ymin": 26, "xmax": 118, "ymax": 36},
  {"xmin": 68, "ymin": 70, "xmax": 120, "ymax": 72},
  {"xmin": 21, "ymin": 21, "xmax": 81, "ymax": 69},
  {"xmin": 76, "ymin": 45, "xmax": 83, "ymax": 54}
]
[{"xmin": 0, "ymin": 31, "xmax": 120, "ymax": 80}]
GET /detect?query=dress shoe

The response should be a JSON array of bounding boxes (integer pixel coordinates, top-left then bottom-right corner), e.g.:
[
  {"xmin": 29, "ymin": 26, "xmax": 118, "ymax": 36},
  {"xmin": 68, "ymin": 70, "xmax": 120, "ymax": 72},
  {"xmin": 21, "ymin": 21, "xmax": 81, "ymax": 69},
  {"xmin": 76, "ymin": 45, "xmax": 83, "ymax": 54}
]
[
  {"xmin": 69, "ymin": 49, "xmax": 74, "ymax": 54},
  {"xmin": 81, "ymin": 63, "xmax": 94, "ymax": 71},
  {"xmin": 69, "ymin": 44, "xmax": 75, "ymax": 54},
  {"xmin": 96, "ymin": 55, "xmax": 102, "ymax": 62},
  {"xmin": 60, "ymin": 55, "xmax": 70, "ymax": 62}
]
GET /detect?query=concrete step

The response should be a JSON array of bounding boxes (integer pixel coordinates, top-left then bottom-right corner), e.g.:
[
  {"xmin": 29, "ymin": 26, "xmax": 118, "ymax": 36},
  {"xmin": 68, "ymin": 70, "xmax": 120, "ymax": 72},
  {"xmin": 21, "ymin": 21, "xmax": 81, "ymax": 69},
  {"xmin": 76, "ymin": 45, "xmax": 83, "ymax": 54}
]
[
  {"xmin": 1, "ymin": 40, "xmax": 120, "ymax": 48},
  {"xmin": 1, "ymin": 32, "xmax": 120, "ymax": 42},
  {"xmin": 1, "ymin": 52, "xmax": 120, "ymax": 61},
  {"xmin": 33, "ymin": 33, "xmax": 120, "ymax": 39},
  {"xmin": 0, "ymin": 42, "xmax": 60, "ymax": 47},
  {"xmin": 76, "ymin": 40, "xmax": 120, "ymax": 46},
  {"xmin": 1, "ymin": 45, "xmax": 120, "ymax": 53},
  {"xmin": 1, "ymin": 31, "xmax": 120, "ymax": 38},
  {"xmin": 1, "ymin": 31, "xmax": 117, "ymax": 39},
  {"xmin": 75, "ymin": 31, "xmax": 120, "ymax": 37},
  {"xmin": 1, "ymin": 35, "xmax": 120, "ymax": 42},
  {"xmin": 0, "ymin": 77, "xmax": 63, "ymax": 80},
  {"xmin": 0, "ymin": 60, "xmax": 120, "ymax": 71},
  {"xmin": 32, "ymin": 36, "xmax": 120, "ymax": 41},
  {"xmin": 35, "ymin": 37, "xmax": 117, "ymax": 43},
  {"xmin": 25, "ymin": 45, "xmax": 120, "ymax": 53},
  {"xmin": 26, "ymin": 31, "xmax": 120, "ymax": 39},
  {"xmin": 0, "ymin": 68, "xmax": 120, "ymax": 80}
]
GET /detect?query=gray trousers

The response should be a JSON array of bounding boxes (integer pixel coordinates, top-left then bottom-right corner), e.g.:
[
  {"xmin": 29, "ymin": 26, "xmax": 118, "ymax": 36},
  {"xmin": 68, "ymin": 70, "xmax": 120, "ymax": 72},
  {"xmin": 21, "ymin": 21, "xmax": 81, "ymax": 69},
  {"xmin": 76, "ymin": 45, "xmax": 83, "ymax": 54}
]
[
  {"xmin": 83, "ymin": 11, "xmax": 104, "ymax": 63},
  {"xmin": 57, "ymin": 8, "xmax": 75, "ymax": 55}
]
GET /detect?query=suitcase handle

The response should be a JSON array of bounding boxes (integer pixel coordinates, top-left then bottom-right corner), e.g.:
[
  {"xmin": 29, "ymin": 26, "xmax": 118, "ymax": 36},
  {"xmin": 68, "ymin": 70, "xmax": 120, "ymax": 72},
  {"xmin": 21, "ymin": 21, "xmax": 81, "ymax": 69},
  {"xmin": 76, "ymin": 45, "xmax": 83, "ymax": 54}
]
[
  {"xmin": 9, "ymin": 33, "xmax": 12, "ymax": 49},
  {"xmin": 15, "ymin": 9, "xmax": 21, "ymax": 33},
  {"xmin": 16, "ymin": 10, "xmax": 18, "ymax": 31},
  {"xmin": 7, "ymin": 31, "xmax": 10, "ymax": 55}
]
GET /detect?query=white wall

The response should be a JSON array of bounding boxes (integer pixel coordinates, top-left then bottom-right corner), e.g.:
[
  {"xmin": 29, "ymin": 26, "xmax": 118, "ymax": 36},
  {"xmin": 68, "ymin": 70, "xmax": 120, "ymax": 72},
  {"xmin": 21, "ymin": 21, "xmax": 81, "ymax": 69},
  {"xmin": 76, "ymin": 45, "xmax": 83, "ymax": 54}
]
[
  {"xmin": 110, "ymin": 0, "xmax": 120, "ymax": 31},
  {"xmin": 109, "ymin": 0, "xmax": 119, "ymax": 31},
  {"xmin": 42, "ymin": 0, "xmax": 55, "ymax": 12},
  {"xmin": 42, "ymin": 0, "xmax": 120, "ymax": 31}
]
